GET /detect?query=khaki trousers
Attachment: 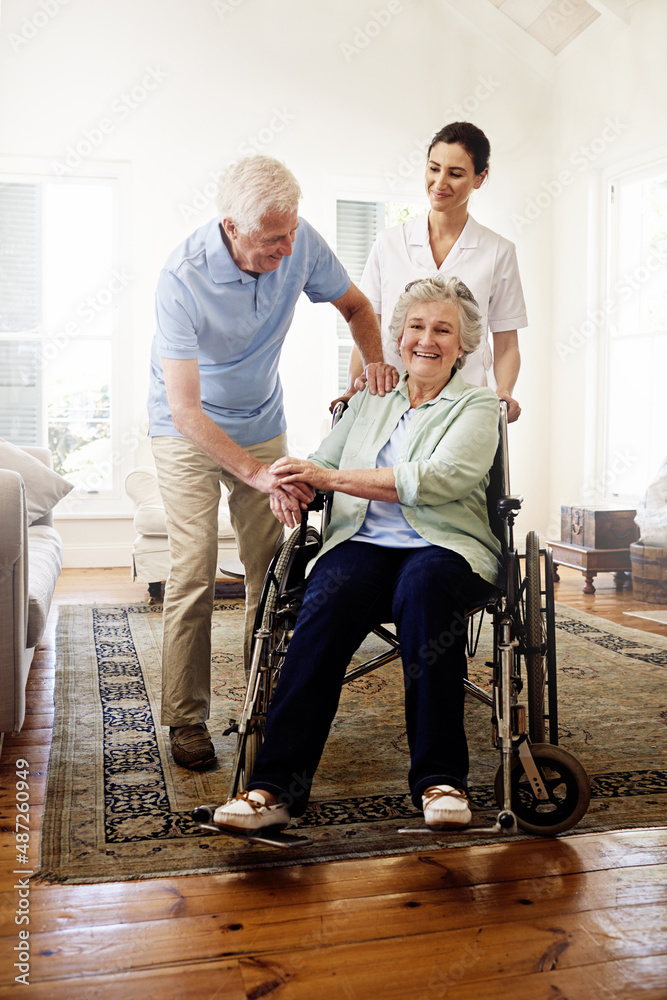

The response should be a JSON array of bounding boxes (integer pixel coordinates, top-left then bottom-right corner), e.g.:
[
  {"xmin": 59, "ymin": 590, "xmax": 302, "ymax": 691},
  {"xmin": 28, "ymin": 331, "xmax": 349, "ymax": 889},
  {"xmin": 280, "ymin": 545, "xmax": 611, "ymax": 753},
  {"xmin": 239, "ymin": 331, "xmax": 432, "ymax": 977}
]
[{"xmin": 151, "ymin": 434, "xmax": 286, "ymax": 727}]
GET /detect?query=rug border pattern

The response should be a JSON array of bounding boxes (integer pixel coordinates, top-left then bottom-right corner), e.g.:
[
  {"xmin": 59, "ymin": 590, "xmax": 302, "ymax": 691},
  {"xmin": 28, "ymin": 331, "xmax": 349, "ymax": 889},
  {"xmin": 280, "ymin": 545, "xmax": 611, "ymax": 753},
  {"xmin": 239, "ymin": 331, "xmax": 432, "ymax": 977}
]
[{"xmin": 37, "ymin": 601, "xmax": 667, "ymax": 884}]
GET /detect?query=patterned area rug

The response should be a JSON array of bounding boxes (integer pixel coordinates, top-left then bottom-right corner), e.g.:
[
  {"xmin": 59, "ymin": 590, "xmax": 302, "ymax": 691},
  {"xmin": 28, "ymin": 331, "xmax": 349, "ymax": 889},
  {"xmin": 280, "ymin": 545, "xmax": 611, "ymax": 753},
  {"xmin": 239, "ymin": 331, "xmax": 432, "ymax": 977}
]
[{"xmin": 38, "ymin": 600, "xmax": 667, "ymax": 883}]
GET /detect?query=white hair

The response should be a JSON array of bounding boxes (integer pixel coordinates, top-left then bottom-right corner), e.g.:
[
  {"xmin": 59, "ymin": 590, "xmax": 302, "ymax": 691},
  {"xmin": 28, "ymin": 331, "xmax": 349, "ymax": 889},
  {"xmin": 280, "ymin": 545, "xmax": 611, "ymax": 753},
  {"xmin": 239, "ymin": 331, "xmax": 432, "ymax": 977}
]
[
  {"xmin": 389, "ymin": 275, "xmax": 483, "ymax": 371},
  {"xmin": 216, "ymin": 155, "xmax": 302, "ymax": 233}
]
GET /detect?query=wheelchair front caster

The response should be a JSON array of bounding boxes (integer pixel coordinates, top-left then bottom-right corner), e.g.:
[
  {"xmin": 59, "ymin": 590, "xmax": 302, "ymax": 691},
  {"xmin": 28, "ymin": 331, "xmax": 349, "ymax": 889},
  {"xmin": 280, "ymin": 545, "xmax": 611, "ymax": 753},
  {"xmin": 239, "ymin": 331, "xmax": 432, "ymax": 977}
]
[
  {"xmin": 494, "ymin": 744, "xmax": 591, "ymax": 836},
  {"xmin": 497, "ymin": 810, "xmax": 516, "ymax": 830},
  {"xmin": 192, "ymin": 805, "xmax": 215, "ymax": 824}
]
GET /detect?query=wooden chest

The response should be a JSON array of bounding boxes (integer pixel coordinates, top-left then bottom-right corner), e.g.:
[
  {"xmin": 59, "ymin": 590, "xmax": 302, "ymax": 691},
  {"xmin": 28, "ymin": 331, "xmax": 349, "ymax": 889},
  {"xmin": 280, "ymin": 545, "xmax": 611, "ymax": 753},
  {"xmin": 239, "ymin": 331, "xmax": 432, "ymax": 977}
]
[
  {"xmin": 630, "ymin": 543, "xmax": 667, "ymax": 603},
  {"xmin": 560, "ymin": 506, "xmax": 640, "ymax": 549}
]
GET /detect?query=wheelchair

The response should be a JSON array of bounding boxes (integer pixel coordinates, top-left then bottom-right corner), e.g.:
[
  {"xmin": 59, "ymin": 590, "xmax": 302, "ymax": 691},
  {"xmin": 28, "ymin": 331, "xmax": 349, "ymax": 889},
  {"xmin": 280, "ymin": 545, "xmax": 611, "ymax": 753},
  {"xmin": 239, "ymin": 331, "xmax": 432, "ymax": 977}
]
[{"xmin": 223, "ymin": 401, "xmax": 591, "ymax": 838}]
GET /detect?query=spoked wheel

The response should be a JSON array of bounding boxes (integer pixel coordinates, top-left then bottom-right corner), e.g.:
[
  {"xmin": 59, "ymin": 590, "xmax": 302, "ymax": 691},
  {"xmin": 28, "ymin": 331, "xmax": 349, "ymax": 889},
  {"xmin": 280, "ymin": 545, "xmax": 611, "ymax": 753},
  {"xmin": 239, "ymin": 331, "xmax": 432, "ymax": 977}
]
[
  {"xmin": 232, "ymin": 524, "xmax": 321, "ymax": 795},
  {"xmin": 239, "ymin": 723, "xmax": 263, "ymax": 792},
  {"xmin": 494, "ymin": 743, "xmax": 591, "ymax": 836},
  {"xmin": 228, "ymin": 684, "xmax": 266, "ymax": 798},
  {"xmin": 524, "ymin": 530, "xmax": 547, "ymax": 743}
]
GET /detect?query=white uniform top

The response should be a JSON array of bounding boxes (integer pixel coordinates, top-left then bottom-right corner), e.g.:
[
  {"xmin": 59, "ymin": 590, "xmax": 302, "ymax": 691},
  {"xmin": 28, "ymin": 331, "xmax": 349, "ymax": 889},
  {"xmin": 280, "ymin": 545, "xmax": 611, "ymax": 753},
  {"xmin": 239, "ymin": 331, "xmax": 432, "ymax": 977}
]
[{"xmin": 359, "ymin": 213, "xmax": 528, "ymax": 387}]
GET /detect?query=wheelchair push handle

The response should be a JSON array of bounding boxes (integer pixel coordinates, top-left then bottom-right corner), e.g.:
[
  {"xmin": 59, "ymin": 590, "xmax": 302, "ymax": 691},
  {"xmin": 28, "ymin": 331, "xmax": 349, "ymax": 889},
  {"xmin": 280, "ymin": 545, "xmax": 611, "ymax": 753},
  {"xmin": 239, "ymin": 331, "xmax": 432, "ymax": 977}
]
[
  {"xmin": 498, "ymin": 399, "xmax": 510, "ymax": 498},
  {"xmin": 330, "ymin": 399, "xmax": 347, "ymax": 426}
]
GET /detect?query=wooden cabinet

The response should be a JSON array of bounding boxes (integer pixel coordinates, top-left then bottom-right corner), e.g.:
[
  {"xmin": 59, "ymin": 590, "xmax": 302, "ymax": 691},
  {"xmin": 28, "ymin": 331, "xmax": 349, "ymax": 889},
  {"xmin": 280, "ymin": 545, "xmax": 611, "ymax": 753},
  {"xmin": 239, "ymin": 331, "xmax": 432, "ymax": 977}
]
[{"xmin": 560, "ymin": 506, "xmax": 640, "ymax": 549}]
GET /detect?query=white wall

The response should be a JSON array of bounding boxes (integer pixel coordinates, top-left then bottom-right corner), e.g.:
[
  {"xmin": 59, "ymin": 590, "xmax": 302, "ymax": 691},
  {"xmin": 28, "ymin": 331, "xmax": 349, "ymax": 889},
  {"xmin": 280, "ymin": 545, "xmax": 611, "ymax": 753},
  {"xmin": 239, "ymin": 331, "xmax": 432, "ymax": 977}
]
[
  {"xmin": 548, "ymin": 0, "xmax": 667, "ymax": 540},
  {"xmin": 3, "ymin": 0, "xmax": 654, "ymax": 565}
]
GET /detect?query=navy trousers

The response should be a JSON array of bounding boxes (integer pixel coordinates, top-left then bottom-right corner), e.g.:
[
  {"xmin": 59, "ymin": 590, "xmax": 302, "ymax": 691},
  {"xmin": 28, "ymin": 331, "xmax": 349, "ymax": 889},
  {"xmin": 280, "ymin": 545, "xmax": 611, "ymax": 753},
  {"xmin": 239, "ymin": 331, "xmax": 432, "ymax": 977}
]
[{"xmin": 247, "ymin": 540, "xmax": 493, "ymax": 816}]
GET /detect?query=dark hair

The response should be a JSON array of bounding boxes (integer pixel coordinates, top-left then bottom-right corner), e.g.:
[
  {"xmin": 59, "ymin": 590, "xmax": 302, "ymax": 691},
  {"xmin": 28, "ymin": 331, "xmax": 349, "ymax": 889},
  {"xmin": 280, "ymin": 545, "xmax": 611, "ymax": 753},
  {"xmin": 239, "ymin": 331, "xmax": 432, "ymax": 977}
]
[{"xmin": 427, "ymin": 122, "xmax": 491, "ymax": 175}]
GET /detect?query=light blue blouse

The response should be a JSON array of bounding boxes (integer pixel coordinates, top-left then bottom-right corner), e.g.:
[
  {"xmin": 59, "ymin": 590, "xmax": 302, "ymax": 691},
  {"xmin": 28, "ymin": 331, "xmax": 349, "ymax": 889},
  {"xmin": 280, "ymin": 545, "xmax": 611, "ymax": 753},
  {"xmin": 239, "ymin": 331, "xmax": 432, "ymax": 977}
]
[{"xmin": 350, "ymin": 409, "xmax": 430, "ymax": 548}]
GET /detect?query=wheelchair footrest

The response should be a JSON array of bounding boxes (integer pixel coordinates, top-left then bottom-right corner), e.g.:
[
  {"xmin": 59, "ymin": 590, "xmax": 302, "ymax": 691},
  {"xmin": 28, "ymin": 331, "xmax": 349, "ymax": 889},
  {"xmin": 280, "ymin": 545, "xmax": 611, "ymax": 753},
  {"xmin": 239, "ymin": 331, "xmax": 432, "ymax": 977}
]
[
  {"xmin": 398, "ymin": 810, "xmax": 518, "ymax": 836},
  {"xmin": 192, "ymin": 806, "xmax": 311, "ymax": 847},
  {"xmin": 196, "ymin": 821, "xmax": 311, "ymax": 848}
]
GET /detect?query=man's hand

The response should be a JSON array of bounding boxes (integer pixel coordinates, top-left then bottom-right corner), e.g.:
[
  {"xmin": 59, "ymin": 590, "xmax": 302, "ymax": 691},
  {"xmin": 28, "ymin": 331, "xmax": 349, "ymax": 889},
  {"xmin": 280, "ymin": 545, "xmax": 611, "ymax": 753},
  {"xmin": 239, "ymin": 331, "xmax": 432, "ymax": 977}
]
[
  {"xmin": 353, "ymin": 362, "xmax": 399, "ymax": 396},
  {"xmin": 496, "ymin": 389, "xmax": 521, "ymax": 423},
  {"xmin": 248, "ymin": 462, "xmax": 316, "ymax": 527}
]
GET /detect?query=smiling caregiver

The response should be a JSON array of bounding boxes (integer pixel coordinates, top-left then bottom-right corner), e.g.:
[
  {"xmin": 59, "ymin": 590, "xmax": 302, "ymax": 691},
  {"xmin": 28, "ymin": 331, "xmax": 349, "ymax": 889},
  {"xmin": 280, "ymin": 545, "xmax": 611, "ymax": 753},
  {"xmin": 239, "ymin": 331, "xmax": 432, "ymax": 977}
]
[{"xmin": 343, "ymin": 121, "xmax": 528, "ymax": 423}]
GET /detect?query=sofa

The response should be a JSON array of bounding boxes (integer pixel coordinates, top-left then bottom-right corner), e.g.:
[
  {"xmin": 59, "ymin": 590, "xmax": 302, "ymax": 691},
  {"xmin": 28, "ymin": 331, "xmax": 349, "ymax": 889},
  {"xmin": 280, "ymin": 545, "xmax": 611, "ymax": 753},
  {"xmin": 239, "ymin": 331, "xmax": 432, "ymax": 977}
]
[
  {"xmin": 125, "ymin": 466, "xmax": 242, "ymax": 599},
  {"xmin": 0, "ymin": 443, "xmax": 72, "ymax": 754}
]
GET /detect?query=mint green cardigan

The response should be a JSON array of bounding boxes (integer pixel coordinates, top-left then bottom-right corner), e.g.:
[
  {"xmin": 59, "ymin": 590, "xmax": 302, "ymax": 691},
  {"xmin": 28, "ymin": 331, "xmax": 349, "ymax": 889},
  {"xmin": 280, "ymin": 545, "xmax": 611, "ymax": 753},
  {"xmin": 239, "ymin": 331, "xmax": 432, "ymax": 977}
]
[{"xmin": 307, "ymin": 371, "xmax": 503, "ymax": 588}]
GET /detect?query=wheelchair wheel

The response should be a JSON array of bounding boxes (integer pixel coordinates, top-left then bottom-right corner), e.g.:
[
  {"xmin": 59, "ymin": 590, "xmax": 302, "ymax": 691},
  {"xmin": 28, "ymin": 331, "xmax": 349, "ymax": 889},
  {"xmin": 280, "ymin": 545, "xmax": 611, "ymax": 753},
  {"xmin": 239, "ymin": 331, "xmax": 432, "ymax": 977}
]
[
  {"xmin": 543, "ymin": 545, "xmax": 558, "ymax": 745},
  {"xmin": 235, "ymin": 524, "xmax": 321, "ymax": 793},
  {"xmin": 494, "ymin": 743, "xmax": 591, "ymax": 836},
  {"xmin": 524, "ymin": 530, "xmax": 546, "ymax": 743},
  {"xmin": 240, "ymin": 725, "xmax": 262, "ymax": 791}
]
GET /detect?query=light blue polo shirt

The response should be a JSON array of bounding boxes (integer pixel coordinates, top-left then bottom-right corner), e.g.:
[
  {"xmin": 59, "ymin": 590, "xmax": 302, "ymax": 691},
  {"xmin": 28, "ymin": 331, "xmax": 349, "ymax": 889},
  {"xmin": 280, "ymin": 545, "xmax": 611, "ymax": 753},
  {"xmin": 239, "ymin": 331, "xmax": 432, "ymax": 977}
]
[{"xmin": 148, "ymin": 217, "xmax": 350, "ymax": 446}]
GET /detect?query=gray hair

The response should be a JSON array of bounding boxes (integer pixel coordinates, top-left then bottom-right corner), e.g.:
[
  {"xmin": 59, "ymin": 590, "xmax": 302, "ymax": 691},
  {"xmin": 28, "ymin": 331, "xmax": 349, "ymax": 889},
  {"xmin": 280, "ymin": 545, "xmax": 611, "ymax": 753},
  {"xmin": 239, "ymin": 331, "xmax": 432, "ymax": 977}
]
[
  {"xmin": 389, "ymin": 275, "xmax": 483, "ymax": 371},
  {"xmin": 216, "ymin": 155, "xmax": 302, "ymax": 233}
]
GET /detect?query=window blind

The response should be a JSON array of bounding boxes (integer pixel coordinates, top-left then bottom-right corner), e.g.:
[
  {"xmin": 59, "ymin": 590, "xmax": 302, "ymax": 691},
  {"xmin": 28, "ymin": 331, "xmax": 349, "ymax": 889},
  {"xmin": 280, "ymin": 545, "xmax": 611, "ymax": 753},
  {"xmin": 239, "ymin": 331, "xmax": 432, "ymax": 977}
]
[
  {"xmin": 0, "ymin": 340, "xmax": 42, "ymax": 445},
  {"xmin": 0, "ymin": 184, "xmax": 42, "ymax": 444},
  {"xmin": 0, "ymin": 183, "xmax": 42, "ymax": 333},
  {"xmin": 335, "ymin": 199, "xmax": 384, "ymax": 391}
]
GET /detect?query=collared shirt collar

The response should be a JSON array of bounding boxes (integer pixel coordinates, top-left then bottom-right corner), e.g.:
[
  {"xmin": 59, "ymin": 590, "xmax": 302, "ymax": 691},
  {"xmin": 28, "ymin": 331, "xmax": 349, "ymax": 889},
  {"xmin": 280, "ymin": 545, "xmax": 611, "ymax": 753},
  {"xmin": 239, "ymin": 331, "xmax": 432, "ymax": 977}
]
[
  {"xmin": 408, "ymin": 212, "xmax": 481, "ymax": 251},
  {"xmin": 205, "ymin": 220, "xmax": 257, "ymax": 285},
  {"xmin": 396, "ymin": 368, "xmax": 468, "ymax": 407}
]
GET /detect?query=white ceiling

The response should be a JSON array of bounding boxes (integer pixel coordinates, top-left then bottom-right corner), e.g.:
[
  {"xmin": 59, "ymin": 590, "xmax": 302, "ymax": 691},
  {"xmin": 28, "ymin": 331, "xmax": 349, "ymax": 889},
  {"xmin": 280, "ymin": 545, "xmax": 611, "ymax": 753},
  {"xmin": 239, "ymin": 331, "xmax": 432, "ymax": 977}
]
[{"xmin": 486, "ymin": 0, "xmax": 639, "ymax": 54}]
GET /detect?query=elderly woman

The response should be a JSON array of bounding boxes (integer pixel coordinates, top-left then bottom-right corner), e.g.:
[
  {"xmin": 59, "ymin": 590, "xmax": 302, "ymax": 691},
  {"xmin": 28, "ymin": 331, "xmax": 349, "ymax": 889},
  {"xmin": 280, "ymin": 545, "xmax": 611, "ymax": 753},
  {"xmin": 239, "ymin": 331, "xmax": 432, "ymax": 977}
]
[{"xmin": 214, "ymin": 275, "xmax": 502, "ymax": 832}]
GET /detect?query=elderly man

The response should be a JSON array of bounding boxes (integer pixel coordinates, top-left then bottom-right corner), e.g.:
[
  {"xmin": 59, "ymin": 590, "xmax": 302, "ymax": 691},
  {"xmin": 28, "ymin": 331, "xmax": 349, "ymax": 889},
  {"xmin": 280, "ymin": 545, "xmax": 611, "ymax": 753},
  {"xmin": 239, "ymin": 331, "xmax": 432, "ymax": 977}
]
[{"xmin": 148, "ymin": 155, "xmax": 395, "ymax": 769}]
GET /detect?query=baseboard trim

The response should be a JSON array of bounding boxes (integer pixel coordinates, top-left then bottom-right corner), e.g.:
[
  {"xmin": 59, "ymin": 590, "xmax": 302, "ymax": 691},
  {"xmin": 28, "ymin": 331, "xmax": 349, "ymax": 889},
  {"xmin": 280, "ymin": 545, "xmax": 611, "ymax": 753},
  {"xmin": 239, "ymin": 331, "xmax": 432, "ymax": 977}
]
[{"xmin": 62, "ymin": 542, "xmax": 134, "ymax": 569}]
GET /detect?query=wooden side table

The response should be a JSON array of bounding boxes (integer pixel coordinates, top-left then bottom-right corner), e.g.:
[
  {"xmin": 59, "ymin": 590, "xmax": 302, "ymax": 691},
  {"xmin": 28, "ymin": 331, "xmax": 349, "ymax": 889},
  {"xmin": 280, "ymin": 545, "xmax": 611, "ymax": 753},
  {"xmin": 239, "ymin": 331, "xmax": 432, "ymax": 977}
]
[{"xmin": 546, "ymin": 540, "xmax": 632, "ymax": 594}]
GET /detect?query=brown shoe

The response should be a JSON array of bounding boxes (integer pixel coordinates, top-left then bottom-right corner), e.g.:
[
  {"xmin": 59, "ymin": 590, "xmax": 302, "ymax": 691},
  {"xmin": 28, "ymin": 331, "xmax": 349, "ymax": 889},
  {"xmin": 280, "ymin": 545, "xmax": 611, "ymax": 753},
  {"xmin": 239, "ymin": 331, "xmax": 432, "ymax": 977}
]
[{"xmin": 169, "ymin": 724, "xmax": 217, "ymax": 769}]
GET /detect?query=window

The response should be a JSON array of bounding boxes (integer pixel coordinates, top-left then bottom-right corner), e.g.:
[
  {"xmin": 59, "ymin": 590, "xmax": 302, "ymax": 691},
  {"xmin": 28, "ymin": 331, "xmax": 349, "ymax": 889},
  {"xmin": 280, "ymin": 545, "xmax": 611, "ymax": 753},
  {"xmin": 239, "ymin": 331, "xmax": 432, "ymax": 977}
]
[
  {"xmin": 0, "ymin": 168, "xmax": 126, "ymax": 505},
  {"xmin": 334, "ymin": 200, "xmax": 384, "ymax": 392},
  {"xmin": 335, "ymin": 199, "xmax": 422, "ymax": 391},
  {"xmin": 600, "ymin": 161, "xmax": 667, "ymax": 500}
]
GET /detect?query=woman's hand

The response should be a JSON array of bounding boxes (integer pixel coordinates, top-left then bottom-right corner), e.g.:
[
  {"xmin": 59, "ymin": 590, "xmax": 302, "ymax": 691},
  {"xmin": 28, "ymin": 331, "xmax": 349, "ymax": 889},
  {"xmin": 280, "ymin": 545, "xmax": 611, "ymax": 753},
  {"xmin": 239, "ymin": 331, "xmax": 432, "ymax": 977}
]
[
  {"xmin": 272, "ymin": 456, "xmax": 400, "ymax": 505},
  {"xmin": 496, "ymin": 389, "xmax": 521, "ymax": 423},
  {"xmin": 269, "ymin": 490, "xmax": 305, "ymax": 529},
  {"xmin": 270, "ymin": 457, "xmax": 333, "ymax": 493}
]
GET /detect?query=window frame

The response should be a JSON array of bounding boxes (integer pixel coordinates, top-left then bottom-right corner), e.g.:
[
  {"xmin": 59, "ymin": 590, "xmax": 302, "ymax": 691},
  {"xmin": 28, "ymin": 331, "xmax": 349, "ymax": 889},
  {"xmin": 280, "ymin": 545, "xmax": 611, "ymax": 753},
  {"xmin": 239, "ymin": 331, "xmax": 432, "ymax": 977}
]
[
  {"xmin": 0, "ymin": 156, "xmax": 135, "ymax": 516},
  {"xmin": 593, "ymin": 147, "xmax": 667, "ymax": 505},
  {"xmin": 327, "ymin": 173, "xmax": 425, "ymax": 393}
]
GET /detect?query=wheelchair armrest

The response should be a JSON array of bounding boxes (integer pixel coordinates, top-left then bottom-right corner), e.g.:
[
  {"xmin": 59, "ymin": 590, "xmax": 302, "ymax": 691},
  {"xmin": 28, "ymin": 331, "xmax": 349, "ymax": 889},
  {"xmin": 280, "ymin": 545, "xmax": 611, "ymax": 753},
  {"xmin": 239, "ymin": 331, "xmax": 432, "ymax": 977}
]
[
  {"xmin": 497, "ymin": 495, "xmax": 523, "ymax": 517},
  {"xmin": 306, "ymin": 492, "xmax": 327, "ymax": 512}
]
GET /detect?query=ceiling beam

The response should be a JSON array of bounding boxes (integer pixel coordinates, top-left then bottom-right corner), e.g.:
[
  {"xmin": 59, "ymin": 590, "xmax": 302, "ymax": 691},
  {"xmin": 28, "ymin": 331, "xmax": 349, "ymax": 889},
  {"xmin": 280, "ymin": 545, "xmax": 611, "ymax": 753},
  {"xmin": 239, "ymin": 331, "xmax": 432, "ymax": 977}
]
[
  {"xmin": 440, "ymin": 0, "xmax": 556, "ymax": 82},
  {"xmin": 585, "ymin": 0, "xmax": 631, "ymax": 23}
]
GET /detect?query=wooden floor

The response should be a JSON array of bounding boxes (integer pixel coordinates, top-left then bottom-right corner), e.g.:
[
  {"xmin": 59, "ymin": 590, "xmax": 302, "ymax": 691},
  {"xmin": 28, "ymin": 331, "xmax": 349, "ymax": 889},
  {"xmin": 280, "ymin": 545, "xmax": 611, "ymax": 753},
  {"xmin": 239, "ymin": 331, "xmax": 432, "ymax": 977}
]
[{"xmin": 1, "ymin": 566, "xmax": 666, "ymax": 998}]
